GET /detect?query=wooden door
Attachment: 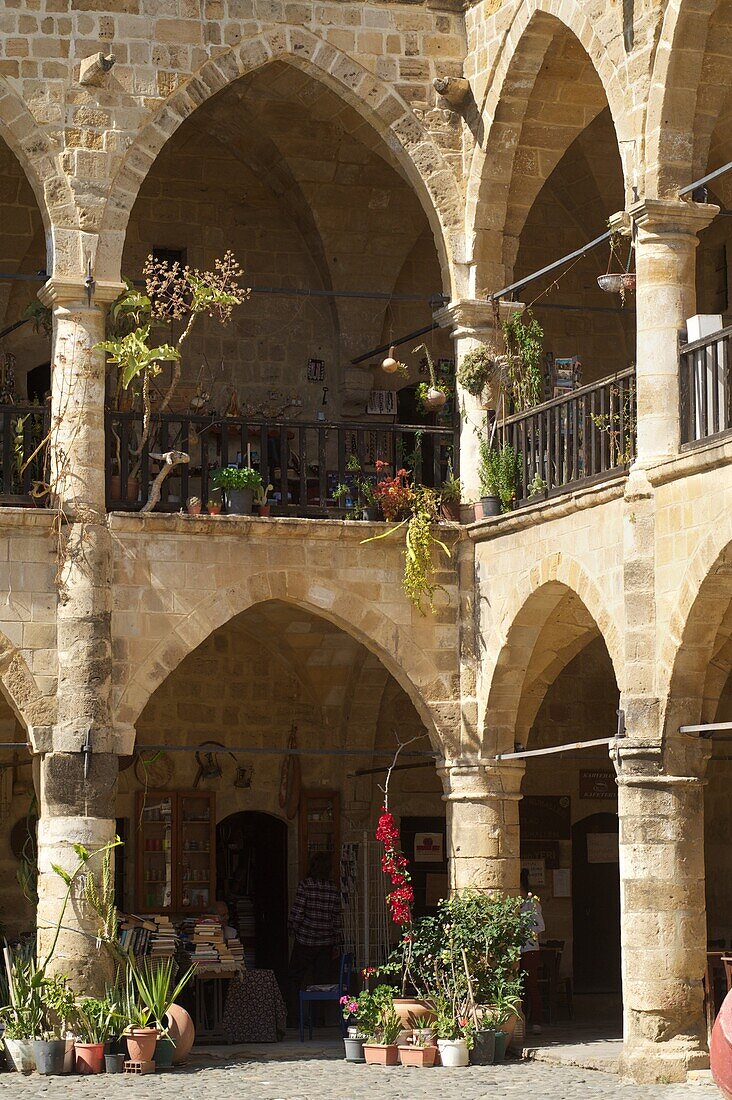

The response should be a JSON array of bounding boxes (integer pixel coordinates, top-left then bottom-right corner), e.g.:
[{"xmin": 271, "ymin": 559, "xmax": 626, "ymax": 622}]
[{"xmin": 572, "ymin": 812, "xmax": 621, "ymax": 993}]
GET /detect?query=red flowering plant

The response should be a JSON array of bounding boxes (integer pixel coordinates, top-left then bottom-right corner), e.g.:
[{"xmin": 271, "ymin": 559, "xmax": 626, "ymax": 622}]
[{"xmin": 372, "ymin": 461, "xmax": 411, "ymax": 522}]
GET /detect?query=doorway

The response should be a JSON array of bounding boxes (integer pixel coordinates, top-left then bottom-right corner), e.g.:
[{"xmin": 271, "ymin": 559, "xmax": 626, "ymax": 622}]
[
  {"xmin": 216, "ymin": 812, "xmax": 289, "ymax": 990},
  {"xmin": 571, "ymin": 812, "xmax": 621, "ymax": 993}
]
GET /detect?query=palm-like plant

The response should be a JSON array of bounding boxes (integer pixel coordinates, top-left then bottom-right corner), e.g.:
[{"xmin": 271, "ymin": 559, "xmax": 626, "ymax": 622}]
[{"xmin": 129, "ymin": 958, "xmax": 194, "ymax": 1031}]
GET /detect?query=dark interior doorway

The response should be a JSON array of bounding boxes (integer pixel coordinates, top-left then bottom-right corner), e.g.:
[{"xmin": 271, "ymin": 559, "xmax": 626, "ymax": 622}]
[
  {"xmin": 572, "ymin": 812, "xmax": 621, "ymax": 993},
  {"xmin": 216, "ymin": 811, "xmax": 288, "ymax": 990}
]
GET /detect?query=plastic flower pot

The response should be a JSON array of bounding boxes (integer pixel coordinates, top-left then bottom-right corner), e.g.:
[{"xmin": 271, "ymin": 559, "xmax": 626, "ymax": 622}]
[
  {"xmin": 343, "ymin": 1036, "xmax": 366, "ymax": 1063},
  {"xmin": 4, "ymin": 1038, "xmax": 36, "ymax": 1074},
  {"xmin": 226, "ymin": 488, "xmax": 254, "ymax": 515},
  {"xmin": 154, "ymin": 1034, "xmax": 176, "ymax": 1069},
  {"xmin": 480, "ymin": 495, "xmax": 501, "ymax": 518},
  {"xmin": 493, "ymin": 1029, "xmax": 507, "ymax": 1063},
  {"xmin": 398, "ymin": 1044, "xmax": 438, "ymax": 1067},
  {"xmin": 363, "ymin": 1042, "xmax": 399, "ymax": 1065},
  {"xmin": 33, "ymin": 1039, "xmax": 67, "ymax": 1076},
  {"xmin": 362, "ymin": 505, "xmax": 380, "ymax": 521},
  {"xmin": 437, "ymin": 1038, "xmax": 469, "ymax": 1067},
  {"xmin": 74, "ymin": 1041, "xmax": 105, "ymax": 1074},
  {"xmin": 471, "ymin": 1029, "xmax": 496, "ymax": 1066},
  {"xmin": 104, "ymin": 1052, "xmax": 125, "ymax": 1074},
  {"xmin": 125, "ymin": 1026, "xmax": 158, "ymax": 1062}
]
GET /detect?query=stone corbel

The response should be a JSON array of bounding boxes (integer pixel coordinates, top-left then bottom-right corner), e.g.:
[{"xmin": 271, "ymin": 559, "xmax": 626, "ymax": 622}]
[{"xmin": 437, "ymin": 756, "xmax": 525, "ymax": 802}]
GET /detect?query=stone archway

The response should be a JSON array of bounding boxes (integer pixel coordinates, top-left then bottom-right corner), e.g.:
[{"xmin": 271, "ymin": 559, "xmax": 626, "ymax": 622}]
[
  {"xmin": 465, "ymin": 2, "xmax": 633, "ymax": 294},
  {"xmin": 0, "ymin": 628, "xmax": 53, "ymax": 735},
  {"xmin": 481, "ymin": 553, "xmax": 624, "ymax": 757},
  {"xmin": 98, "ymin": 27, "xmax": 463, "ymax": 298},
  {"xmin": 115, "ymin": 573, "xmax": 455, "ymax": 756}
]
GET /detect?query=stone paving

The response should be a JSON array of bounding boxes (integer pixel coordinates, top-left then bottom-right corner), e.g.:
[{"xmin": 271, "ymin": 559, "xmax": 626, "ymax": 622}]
[{"xmin": 0, "ymin": 1050, "xmax": 719, "ymax": 1099}]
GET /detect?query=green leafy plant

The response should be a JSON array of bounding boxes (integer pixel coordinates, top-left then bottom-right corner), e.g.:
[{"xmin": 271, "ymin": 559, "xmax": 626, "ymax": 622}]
[
  {"xmin": 38, "ymin": 975, "xmax": 77, "ymax": 1040},
  {"xmin": 75, "ymin": 996, "xmax": 122, "ymax": 1044},
  {"xmin": 590, "ymin": 381, "xmax": 637, "ymax": 465},
  {"xmin": 211, "ymin": 466, "xmax": 263, "ymax": 492},
  {"xmin": 440, "ymin": 465, "xmax": 462, "ymax": 504},
  {"xmin": 256, "ymin": 481, "xmax": 274, "ymax": 507},
  {"xmin": 528, "ymin": 473, "xmax": 547, "ymax": 497},
  {"xmin": 128, "ymin": 957, "xmax": 195, "ymax": 1032},
  {"xmin": 456, "ymin": 346, "xmax": 503, "ymax": 399},
  {"xmin": 351, "ymin": 986, "xmax": 401, "ymax": 1044},
  {"xmin": 478, "ymin": 439, "xmax": 520, "ymax": 512},
  {"xmin": 502, "ymin": 310, "xmax": 544, "ymax": 412}
]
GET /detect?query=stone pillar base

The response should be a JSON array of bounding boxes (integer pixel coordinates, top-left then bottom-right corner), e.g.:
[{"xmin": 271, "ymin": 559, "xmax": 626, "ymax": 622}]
[{"xmin": 621, "ymin": 1042, "xmax": 709, "ymax": 1084}]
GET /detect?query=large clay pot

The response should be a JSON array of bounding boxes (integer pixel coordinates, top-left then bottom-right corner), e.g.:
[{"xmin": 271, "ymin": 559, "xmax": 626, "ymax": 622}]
[
  {"xmin": 4, "ymin": 1037, "xmax": 36, "ymax": 1074},
  {"xmin": 125, "ymin": 1026, "xmax": 158, "ymax": 1063},
  {"xmin": 392, "ymin": 998, "xmax": 436, "ymax": 1030},
  {"xmin": 711, "ymin": 987, "xmax": 732, "ymax": 1097},
  {"xmin": 166, "ymin": 1004, "xmax": 195, "ymax": 1065},
  {"xmin": 74, "ymin": 1041, "xmax": 105, "ymax": 1074}
]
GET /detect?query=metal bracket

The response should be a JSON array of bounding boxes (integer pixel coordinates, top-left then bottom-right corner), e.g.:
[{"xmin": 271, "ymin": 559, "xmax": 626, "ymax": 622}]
[
  {"xmin": 81, "ymin": 726, "xmax": 93, "ymax": 778},
  {"xmin": 616, "ymin": 709, "xmax": 626, "ymax": 739}
]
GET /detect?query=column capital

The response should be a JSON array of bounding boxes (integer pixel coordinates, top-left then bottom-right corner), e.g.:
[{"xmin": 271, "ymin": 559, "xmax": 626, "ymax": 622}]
[
  {"xmin": 629, "ymin": 197, "xmax": 719, "ymax": 239},
  {"xmin": 40, "ymin": 275, "xmax": 125, "ymax": 309},
  {"xmin": 611, "ymin": 733, "xmax": 710, "ymax": 785},
  {"xmin": 434, "ymin": 297, "xmax": 523, "ymax": 339},
  {"xmin": 437, "ymin": 757, "xmax": 525, "ymax": 801}
]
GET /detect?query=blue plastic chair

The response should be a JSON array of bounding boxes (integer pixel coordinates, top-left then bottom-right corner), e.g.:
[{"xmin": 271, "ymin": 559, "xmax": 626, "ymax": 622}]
[{"xmin": 299, "ymin": 952, "xmax": 353, "ymax": 1041}]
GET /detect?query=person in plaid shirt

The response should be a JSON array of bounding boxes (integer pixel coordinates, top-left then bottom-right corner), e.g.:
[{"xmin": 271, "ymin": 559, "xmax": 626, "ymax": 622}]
[{"xmin": 287, "ymin": 852, "xmax": 342, "ymax": 1024}]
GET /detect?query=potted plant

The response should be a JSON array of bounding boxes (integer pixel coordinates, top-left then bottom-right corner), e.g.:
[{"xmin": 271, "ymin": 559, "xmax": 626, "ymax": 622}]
[
  {"xmin": 211, "ymin": 465, "xmax": 263, "ymax": 516},
  {"xmin": 440, "ymin": 466, "xmax": 462, "ymax": 523},
  {"xmin": 457, "ymin": 345, "xmax": 507, "ymax": 409},
  {"xmin": 129, "ymin": 957, "xmax": 194, "ymax": 1070},
  {"xmin": 256, "ymin": 482, "xmax": 274, "ymax": 517},
  {"xmin": 398, "ymin": 1030, "xmax": 438, "ymax": 1067},
  {"xmin": 0, "ymin": 951, "xmax": 41, "ymax": 1074},
  {"xmin": 207, "ymin": 498, "xmax": 222, "ymax": 515},
  {"xmin": 33, "ymin": 975, "xmax": 76, "ymax": 1076},
  {"xmin": 477, "ymin": 438, "xmax": 520, "ymax": 517},
  {"xmin": 186, "ymin": 495, "xmax": 202, "ymax": 516},
  {"xmin": 74, "ymin": 996, "xmax": 121, "ymax": 1074},
  {"xmin": 340, "ymin": 994, "xmax": 366, "ymax": 1063},
  {"xmin": 414, "ymin": 343, "xmax": 450, "ymax": 412},
  {"xmin": 434, "ymin": 999, "xmax": 472, "ymax": 1068},
  {"xmin": 527, "ymin": 473, "xmax": 547, "ymax": 503},
  {"xmin": 361, "ymin": 986, "xmax": 402, "ymax": 1065}
]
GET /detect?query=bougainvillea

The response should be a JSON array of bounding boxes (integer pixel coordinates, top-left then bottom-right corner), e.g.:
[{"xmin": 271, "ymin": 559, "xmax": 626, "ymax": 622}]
[
  {"xmin": 372, "ymin": 462, "xmax": 411, "ymax": 522},
  {"xmin": 376, "ymin": 808, "xmax": 414, "ymax": 928}
]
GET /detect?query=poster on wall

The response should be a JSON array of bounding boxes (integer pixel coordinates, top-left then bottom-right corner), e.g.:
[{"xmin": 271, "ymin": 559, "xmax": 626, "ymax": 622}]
[
  {"xmin": 521, "ymin": 858, "xmax": 546, "ymax": 887},
  {"xmin": 552, "ymin": 868, "xmax": 572, "ymax": 897},
  {"xmin": 367, "ymin": 390, "xmax": 396, "ymax": 416},
  {"xmin": 520, "ymin": 795, "xmax": 571, "ymax": 839},
  {"xmin": 587, "ymin": 832, "xmax": 619, "ymax": 864},
  {"xmin": 414, "ymin": 832, "xmax": 444, "ymax": 863},
  {"xmin": 306, "ymin": 358, "xmax": 325, "ymax": 382},
  {"xmin": 579, "ymin": 769, "xmax": 617, "ymax": 800}
]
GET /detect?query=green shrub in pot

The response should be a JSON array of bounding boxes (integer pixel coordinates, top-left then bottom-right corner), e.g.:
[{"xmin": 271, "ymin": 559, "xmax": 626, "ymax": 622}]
[{"xmin": 211, "ymin": 466, "xmax": 263, "ymax": 515}]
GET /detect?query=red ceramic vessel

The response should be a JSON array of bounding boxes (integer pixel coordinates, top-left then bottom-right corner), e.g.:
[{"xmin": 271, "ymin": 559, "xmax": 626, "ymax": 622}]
[{"xmin": 711, "ymin": 989, "xmax": 732, "ymax": 1098}]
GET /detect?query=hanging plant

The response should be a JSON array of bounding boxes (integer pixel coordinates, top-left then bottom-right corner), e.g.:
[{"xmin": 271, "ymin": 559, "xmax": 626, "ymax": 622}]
[
  {"xmin": 414, "ymin": 342, "xmax": 449, "ymax": 412},
  {"xmin": 597, "ymin": 229, "xmax": 636, "ymax": 305},
  {"xmin": 502, "ymin": 310, "xmax": 543, "ymax": 412},
  {"xmin": 456, "ymin": 345, "xmax": 508, "ymax": 404}
]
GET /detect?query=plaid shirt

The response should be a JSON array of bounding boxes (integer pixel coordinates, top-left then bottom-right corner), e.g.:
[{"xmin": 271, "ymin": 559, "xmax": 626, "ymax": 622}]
[{"xmin": 288, "ymin": 877, "xmax": 342, "ymax": 947}]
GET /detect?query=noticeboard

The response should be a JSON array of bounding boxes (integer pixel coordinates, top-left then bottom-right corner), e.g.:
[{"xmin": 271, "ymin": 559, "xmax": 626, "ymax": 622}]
[{"xmin": 519, "ymin": 795, "xmax": 571, "ymax": 840}]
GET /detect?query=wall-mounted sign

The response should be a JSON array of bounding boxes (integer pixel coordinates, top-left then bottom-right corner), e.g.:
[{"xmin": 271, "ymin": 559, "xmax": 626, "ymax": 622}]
[
  {"xmin": 587, "ymin": 832, "xmax": 619, "ymax": 864},
  {"xmin": 367, "ymin": 389, "xmax": 396, "ymax": 416},
  {"xmin": 306, "ymin": 358, "xmax": 325, "ymax": 382},
  {"xmin": 414, "ymin": 832, "xmax": 444, "ymax": 863},
  {"xmin": 579, "ymin": 769, "xmax": 617, "ymax": 800},
  {"xmin": 520, "ymin": 795, "xmax": 571, "ymax": 840},
  {"xmin": 521, "ymin": 858, "xmax": 545, "ymax": 887},
  {"xmin": 521, "ymin": 840, "xmax": 560, "ymax": 869}
]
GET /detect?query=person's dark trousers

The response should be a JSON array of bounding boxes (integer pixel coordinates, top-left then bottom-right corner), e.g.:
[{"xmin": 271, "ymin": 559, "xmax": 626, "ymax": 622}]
[
  {"xmin": 287, "ymin": 941, "xmax": 333, "ymax": 1027},
  {"xmin": 521, "ymin": 949, "xmax": 543, "ymax": 1026}
]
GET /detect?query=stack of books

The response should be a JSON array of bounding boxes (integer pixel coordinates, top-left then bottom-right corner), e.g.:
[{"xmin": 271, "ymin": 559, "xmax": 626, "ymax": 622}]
[
  {"xmin": 118, "ymin": 915, "xmax": 157, "ymax": 958},
  {"xmin": 189, "ymin": 915, "xmax": 242, "ymax": 974},
  {"xmin": 149, "ymin": 915, "xmax": 178, "ymax": 960}
]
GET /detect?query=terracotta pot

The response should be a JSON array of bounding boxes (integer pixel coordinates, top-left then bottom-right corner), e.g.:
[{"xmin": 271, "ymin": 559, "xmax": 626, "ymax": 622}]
[
  {"xmin": 441, "ymin": 500, "xmax": 461, "ymax": 523},
  {"xmin": 110, "ymin": 475, "xmax": 139, "ymax": 504},
  {"xmin": 187, "ymin": 499, "xmax": 202, "ymax": 515},
  {"xmin": 258, "ymin": 503, "xmax": 271, "ymax": 517},
  {"xmin": 74, "ymin": 1041, "xmax": 105, "ymax": 1074},
  {"xmin": 207, "ymin": 503, "xmax": 222, "ymax": 515},
  {"xmin": 166, "ymin": 1004, "xmax": 195, "ymax": 1065},
  {"xmin": 363, "ymin": 1043, "xmax": 399, "ymax": 1066},
  {"xmin": 398, "ymin": 1044, "xmax": 438, "ymax": 1067},
  {"xmin": 393, "ymin": 998, "xmax": 436, "ymax": 1030},
  {"xmin": 125, "ymin": 1026, "xmax": 158, "ymax": 1063}
]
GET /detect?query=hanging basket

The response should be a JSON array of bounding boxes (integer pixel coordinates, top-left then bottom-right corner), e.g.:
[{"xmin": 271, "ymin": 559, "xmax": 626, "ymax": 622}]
[
  {"xmin": 423, "ymin": 387, "xmax": 447, "ymax": 412},
  {"xmin": 597, "ymin": 273, "xmax": 636, "ymax": 295}
]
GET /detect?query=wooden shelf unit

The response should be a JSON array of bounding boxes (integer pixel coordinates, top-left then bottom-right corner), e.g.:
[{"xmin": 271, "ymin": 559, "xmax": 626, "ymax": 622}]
[
  {"xmin": 298, "ymin": 788, "xmax": 340, "ymax": 883},
  {"xmin": 135, "ymin": 790, "xmax": 216, "ymax": 913}
]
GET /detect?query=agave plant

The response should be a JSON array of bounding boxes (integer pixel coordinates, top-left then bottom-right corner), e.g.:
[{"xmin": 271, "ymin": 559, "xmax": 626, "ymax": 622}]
[{"xmin": 129, "ymin": 958, "xmax": 195, "ymax": 1032}]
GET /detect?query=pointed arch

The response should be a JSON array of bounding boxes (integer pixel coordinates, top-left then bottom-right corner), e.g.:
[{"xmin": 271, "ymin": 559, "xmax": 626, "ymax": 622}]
[
  {"xmin": 101, "ymin": 27, "xmax": 462, "ymax": 297},
  {"xmin": 0, "ymin": 626, "xmax": 53, "ymax": 732},
  {"xmin": 466, "ymin": 1, "xmax": 632, "ymax": 293},
  {"xmin": 481, "ymin": 553, "xmax": 623, "ymax": 756},
  {"xmin": 114, "ymin": 570, "xmax": 454, "ymax": 753}
]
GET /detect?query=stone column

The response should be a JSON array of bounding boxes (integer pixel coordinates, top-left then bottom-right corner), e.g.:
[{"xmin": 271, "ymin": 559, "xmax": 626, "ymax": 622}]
[
  {"xmin": 629, "ymin": 199, "xmax": 718, "ymax": 462},
  {"xmin": 439, "ymin": 759, "xmax": 524, "ymax": 894},
  {"xmin": 35, "ymin": 277, "xmax": 122, "ymax": 990},
  {"xmin": 613, "ymin": 737, "xmax": 710, "ymax": 1083},
  {"xmin": 434, "ymin": 298, "xmax": 522, "ymax": 510}
]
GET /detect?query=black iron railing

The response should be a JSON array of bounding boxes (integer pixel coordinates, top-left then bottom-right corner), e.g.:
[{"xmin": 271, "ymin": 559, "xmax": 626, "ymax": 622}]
[
  {"xmin": 680, "ymin": 326, "xmax": 732, "ymax": 447},
  {"xmin": 106, "ymin": 412, "xmax": 457, "ymax": 513},
  {"xmin": 0, "ymin": 403, "xmax": 50, "ymax": 505},
  {"xmin": 499, "ymin": 367, "xmax": 636, "ymax": 507}
]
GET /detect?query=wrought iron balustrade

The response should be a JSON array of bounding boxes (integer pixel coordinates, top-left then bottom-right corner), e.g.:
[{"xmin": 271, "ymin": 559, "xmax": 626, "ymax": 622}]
[
  {"xmin": 680, "ymin": 326, "xmax": 732, "ymax": 447},
  {"xmin": 106, "ymin": 411, "xmax": 457, "ymax": 513},
  {"xmin": 498, "ymin": 367, "xmax": 636, "ymax": 507},
  {"xmin": 0, "ymin": 403, "xmax": 50, "ymax": 505}
]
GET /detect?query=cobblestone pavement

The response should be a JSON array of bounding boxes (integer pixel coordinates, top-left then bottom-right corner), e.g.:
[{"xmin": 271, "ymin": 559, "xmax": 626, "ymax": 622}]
[{"xmin": 0, "ymin": 1051, "xmax": 719, "ymax": 1099}]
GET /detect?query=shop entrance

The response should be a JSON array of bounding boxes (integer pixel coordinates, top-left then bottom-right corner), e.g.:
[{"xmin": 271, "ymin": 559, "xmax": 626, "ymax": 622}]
[
  {"xmin": 216, "ymin": 812, "xmax": 289, "ymax": 990},
  {"xmin": 571, "ymin": 812, "xmax": 621, "ymax": 993}
]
